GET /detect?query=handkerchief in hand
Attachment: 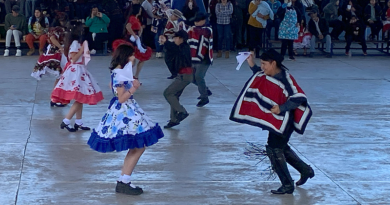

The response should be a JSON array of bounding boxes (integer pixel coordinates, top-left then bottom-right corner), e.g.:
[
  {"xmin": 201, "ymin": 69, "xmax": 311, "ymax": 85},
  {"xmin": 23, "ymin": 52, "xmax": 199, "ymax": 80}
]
[
  {"xmin": 83, "ymin": 41, "xmax": 91, "ymax": 65},
  {"xmin": 115, "ymin": 62, "xmax": 134, "ymax": 82},
  {"xmin": 236, "ymin": 52, "xmax": 251, "ymax": 70}
]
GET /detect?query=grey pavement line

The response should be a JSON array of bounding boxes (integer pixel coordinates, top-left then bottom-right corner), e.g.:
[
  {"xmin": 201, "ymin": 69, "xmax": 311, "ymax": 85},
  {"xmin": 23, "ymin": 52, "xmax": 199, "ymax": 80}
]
[
  {"xmin": 289, "ymin": 144, "xmax": 362, "ymax": 205},
  {"xmin": 14, "ymin": 83, "xmax": 37, "ymax": 205},
  {"xmin": 207, "ymin": 69, "xmax": 238, "ymax": 98}
]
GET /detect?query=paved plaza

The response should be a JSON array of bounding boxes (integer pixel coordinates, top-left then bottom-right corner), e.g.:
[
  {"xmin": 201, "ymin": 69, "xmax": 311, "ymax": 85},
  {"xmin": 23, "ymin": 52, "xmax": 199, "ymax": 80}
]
[{"xmin": 0, "ymin": 52, "xmax": 389, "ymax": 205}]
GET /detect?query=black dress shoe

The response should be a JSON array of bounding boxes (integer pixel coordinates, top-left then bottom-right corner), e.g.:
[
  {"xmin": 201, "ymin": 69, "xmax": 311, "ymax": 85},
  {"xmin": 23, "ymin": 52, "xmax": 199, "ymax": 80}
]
[
  {"xmin": 196, "ymin": 99, "xmax": 209, "ymax": 107},
  {"xmin": 176, "ymin": 112, "xmax": 189, "ymax": 122},
  {"xmin": 60, "ymin": 122, "xmax": 77, "ymax": 132},
  {"xmin": 164, "ymin": 121, "xmax": 180, "ymax": 129},
  {"xmin": 271, "ymin": 185, "xmax": 294, "ymax": 194},
  {"xmin": 50, "ymin": 101, "xmax": 66, "ymax": 107},
  {"xmin": 197, "ymin": 89, "xmax": 212, "ymax": 99},
  {"xmin": 296, "ymin": 166, "xmax": 315, "ymax": 186},
  {"xmin": 115, "ymin": 181, "xmax": 143, "ymax": 195},
  {"xmin": 74, "ymin": 123, "xmax": 91, "ymax": 131}
]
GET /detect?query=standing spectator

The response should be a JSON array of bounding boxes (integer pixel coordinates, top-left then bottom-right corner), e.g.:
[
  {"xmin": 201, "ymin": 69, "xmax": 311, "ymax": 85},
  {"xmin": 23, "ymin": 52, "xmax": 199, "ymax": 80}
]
[
  {"xmin": 141, "ymin": 0, "xmax": 154, "ymax": 48},
  {"xmin": 235, "ymin": 0, "xmax": 248, "ymax": 48},
  {"xmin": 85, "ymin": 5, "xmax": 110, "ymax": 54},
  {"xmin": 267, "ymin": 0, "xmax": 282, "ymax": 39},
  {"xmin": 0, "ymin": 1, "xmax": 6, "ymax": 23},
  {"xmin": 26, "ymin": 8, "xmax": 49, "ymax": 56},
  {"xmin": 4, "ymin": 5, "xmax": 26, "ymax": 57},
  {"xmin": 183, "ymin": 0, "xmax": 199, "ymax": 26},
  {"xmin": 4, "ymin": 0, "xmax": 26, "ymax": 16},
  {"xmin": 25, "ymin": 0, "xmax": 40, "ymax": 19},
  {"xmin": 237, "ymin": 0, "xmax": 251, "ymax": 47},
  {"xmin": 278, "ymin": 0, "xmax": 300, "ymax": 61},
  {"xmin": 231, "ymin": 0, "xmax": 243, "ymax": 50},
  {"xmin": 341, "ymin": 0, "xmax": 362, "ymax": 23},
  {"xmin": 308, "ymin": 7, "xmax": 332, "ymax": 57},
  {"xmin": 364, "ymin": 0, "xmax": 383, "ymax": 40},
  {"xmin": 323, "ymin": 0, "xmax": 345, "ymax": 39},
  {"xmin": 216, "ymin": 0, "xmax": 233, "ymax": 58},
  {"xmin": 344, "ymin": 15, "xmax": 367, "ymax": 55},
  {"xmin": 152, "ymin": 0, "xmax": 171, "ymax": 58},
  {"xmin": 248, "ymin": 0, "xmax": 271, "ymax": 58},
  {"xmin": 382, "ymin": 0, "xmax": 390, "ymax": 40},
  {"xmin": 209, "ymin": 0, "xmax": 219, "ymax": 51},
  {"xmin": 73, "ymin": 0, "xmax": 87, "ymax": 20},
  {"xmin": 102, "ymin": 0, "xmax": 123, "ymax": 50}
]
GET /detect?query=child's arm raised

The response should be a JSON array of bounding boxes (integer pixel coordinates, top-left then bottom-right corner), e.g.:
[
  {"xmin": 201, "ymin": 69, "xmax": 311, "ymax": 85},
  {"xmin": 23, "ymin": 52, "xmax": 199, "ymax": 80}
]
[{"xmin": 117, "ymin": 80, "xmax": 141, "ymax": 103}]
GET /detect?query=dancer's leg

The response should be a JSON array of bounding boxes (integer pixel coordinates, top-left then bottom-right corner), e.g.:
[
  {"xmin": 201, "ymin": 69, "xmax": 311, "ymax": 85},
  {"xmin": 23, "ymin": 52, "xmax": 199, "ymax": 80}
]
[
  {"xmin": 134, "ymin": 61, "xmax": 145, "ymax": 79},
  {"xmin": 121, "ymin": 147, "xmax": 146, "ymax": 175}
]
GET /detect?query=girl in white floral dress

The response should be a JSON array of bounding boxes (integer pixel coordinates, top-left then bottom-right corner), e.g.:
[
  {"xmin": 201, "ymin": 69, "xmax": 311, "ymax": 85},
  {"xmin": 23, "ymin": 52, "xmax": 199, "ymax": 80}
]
[
  {"xmin": 51, "ymin": 22, "xmax": 104, "ymax": 132},
  {"xmin": 87, "ymin": 44, "xmax": 164, "ymax": 195}
]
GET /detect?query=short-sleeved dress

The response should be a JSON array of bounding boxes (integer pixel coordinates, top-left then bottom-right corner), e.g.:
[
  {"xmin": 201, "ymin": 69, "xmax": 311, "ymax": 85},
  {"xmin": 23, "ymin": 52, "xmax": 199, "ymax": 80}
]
[
  {"xmin": 51, "ymin": 40, "xmax": 104, "ymax": 105},
  {"xmin": 31, "ymin": 26, "xmax": 67, "ymax": 80},
  {"xmin": 87, "ymin": 68, "xmax": 164, "ymax": 153}
]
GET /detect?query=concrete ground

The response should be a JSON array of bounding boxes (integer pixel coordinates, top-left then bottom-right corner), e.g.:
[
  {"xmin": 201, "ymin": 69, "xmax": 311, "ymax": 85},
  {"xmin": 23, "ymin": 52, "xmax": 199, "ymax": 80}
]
[{"xmin": 0, "ymin": 51, "xmax": 389, "ymax": 205}]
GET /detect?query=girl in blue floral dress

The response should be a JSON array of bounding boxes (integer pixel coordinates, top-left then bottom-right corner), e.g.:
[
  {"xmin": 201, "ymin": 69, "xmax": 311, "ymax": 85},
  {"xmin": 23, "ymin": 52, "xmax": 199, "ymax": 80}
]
[
  {"xmin": 87, "ymin": 44, "xmax": 164, "ymax": 195},
  {"xmin": 277, "ymin": 0, "xmax": 300, "ymax": 61}
]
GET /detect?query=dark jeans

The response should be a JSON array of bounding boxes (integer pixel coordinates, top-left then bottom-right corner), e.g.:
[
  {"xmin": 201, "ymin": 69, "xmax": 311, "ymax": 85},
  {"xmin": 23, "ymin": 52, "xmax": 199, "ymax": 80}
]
[
  {"xmin": 281, "ymin": 39, "xmax": 294, "ymax": 58},
  {"xmin": 25, "ymin": 0, "xmax": 40, "ymax": 19},
  {"xmin": 142, "ymin": 24, "xmax": 155, "ymax": 49},
  {"xmin": 163, "ymin": 73, "xmax": 193, "ymax": 123},
  {"xmin": 266, "ymin": 19, "xmax": 281, "ymax": 40},
  {"xmin": 192, "ymin": 62, "xmax": 210, "ymax": 100},
  {"xmin": 267, "ymin": 115, "xmax": 294, "ymax": 149},
  {"xmin": 367, "ymin": 21, "xmax": 383, "ymax": 38},
  {"xmin": 107, "ymin": 17, "xmax": 124, "ymax": 48},
  {"xmin": 329, "ymin": 19, "xmax": 345, "ymax": 39},
  {"xmin": 217, "ymin": 24, "xmax": 231, "ymax": 51},
  {"xmin": 211, "ymin": 21, "xmax": 219, "ymax": 51},
  {"xmin": 248, "ymin": 25, "xmax": 264, "ymax": 51},
  {"xmin": 87, "ymin": 32, "xmax": 109, "ymax": 50},
  {"xmin": 154, "ymin": 19, "xmax": 167, "ymax": 52},
  {"xmin": 345, "ymin": 34, "xmax": 367, "ymax": 53}
]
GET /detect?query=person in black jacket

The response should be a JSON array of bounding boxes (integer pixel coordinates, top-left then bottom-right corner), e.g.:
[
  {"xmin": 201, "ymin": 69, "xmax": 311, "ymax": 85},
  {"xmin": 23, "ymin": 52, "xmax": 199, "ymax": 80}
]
[
  {"xmin": 341, "ymin": 0, "xmax": 363, "ymax": 23},
  {"xmin": 364, "ymin": 0, "xmax": 383, "ymax": 40},
  {"xmin": 308, "ymin": 7, "xmax": 333, "ymax": 57},
  {"xmin": 160, "ymin": 30, "xmax": 193, "ymax": 129},
  {"xmin": 344, "ymin": 15, "xmax": 367, "ymax": 55},
  {"xmin": 182, "ymin": 0, "xmax": 199, "ymax": 26}
]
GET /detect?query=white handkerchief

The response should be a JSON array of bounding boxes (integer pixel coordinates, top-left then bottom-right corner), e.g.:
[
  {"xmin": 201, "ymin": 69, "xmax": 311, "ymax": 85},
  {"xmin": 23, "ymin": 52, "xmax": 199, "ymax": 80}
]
[
  {"xmin": 115, "ymin": 62, "xmax": 134, "ymax": 82},
  {"xmin": 236, "ymin": 52, "xmax": 251, "ymax": 70},
  {"xmin": 83, "ymin": 41, "xmax": 91, "ymax": 65}
]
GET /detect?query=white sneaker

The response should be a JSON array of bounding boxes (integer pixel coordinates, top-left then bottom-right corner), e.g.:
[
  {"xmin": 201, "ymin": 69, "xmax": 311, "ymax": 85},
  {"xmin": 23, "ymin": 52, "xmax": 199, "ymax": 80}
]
[
  {"xmin": 90, "ymin": 49, "xmax": 96, "ymax": 55},
  {"xmin": 156, "ymin": 52, "xmax": 160, "ymax": 58},
  {"xmin": 3, "ymin": 49, "xmax": 9, "ymax": 57},
  {"xmin": 16, "ymin": 49, "xmax": 22, "ymax": 57}
]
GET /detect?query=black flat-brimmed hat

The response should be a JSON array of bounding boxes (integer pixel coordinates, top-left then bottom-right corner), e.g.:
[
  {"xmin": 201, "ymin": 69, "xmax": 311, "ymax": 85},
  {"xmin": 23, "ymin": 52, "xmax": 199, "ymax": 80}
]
[
  {"xmin": 260, "ymin": 49, "xmax": 288, "ymax": 70},
  {"xmin": 193, "ymin": 12, "xmax": 210, "ymax": 22}
]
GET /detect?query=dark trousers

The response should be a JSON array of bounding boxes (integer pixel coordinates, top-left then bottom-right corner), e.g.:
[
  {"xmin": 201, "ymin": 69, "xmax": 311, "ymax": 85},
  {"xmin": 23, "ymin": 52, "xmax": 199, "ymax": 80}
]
[
  {"xmin": 107, "ymin": 17, "xmax": 124, "ymax": 48},
  {"xmin": 267, "ymin": 114, "xmax": 294, "ymax": 149},
  {"xmin": 281, "ymin": 39, "xmax": 294, "ymax": 58},
  {"xmin": 88, "ymin": 33, "xmax": 109, "ymax": 50},
  {"xmin": 211, "ymin": 21, "xmax": 219, "ymax": 51},
  {"xmin": 329, "ymin": 19, "xmax": 345, "ymax": 39},
  {"xmin": 142, "ymin": 24, "xmax": 154, "ymax": 49},
  {"xmin": 192, "ymin": 63, "xmax": 210, "ymax": 100},
  {"xmin": 5, "ymin": 0, "xmax": 26, "ymax": 16},
  {"xmin": 367, "ymin": 21, "xmax": 383, "ymax": 38},
  {"xmin": 163, "ymin": 73, "xmax": 193, "ymax": 123},
  {"xmin": 266, "ymin": 19, "xmax": 281, "ymax": 40},
  {"xmin": 248, "ymin": 25, "xmax": 264, "ymax": 51},
  {"xmin": 345, "ymin": 34, "xmax": 367, "ymax": 53},
  {"xmin": 217, "ymin": 24, "xmax": 231, "ymax": 51}
]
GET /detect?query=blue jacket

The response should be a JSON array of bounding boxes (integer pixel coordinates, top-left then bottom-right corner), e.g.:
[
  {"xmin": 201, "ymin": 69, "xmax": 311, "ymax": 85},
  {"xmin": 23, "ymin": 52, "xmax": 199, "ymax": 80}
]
[{"xmin": 267, "ymin": 0, "xmax": 282, "ymax": 15}]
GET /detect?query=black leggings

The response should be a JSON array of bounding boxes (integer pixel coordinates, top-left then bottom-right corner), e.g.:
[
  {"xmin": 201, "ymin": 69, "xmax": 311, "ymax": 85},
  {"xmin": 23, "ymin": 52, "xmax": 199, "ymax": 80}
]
[
  {"xmin": 248, "ymin": 25, "xmax": 264, "ymax": 51},
  {"xmin": 281, "ymin": 39, "xmax": 294, "ymax": 58}
]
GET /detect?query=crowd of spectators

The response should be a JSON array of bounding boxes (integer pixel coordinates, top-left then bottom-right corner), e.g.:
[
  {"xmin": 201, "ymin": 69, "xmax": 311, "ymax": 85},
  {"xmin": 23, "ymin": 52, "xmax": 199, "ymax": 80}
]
[{"xmin": 0, "ymin": 0, "xmax": 389, "ymax": 57}]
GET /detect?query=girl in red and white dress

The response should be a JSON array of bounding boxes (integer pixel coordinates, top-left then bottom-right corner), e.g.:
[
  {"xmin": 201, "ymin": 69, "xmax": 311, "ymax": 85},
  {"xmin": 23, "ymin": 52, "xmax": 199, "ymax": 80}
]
[
  {"xmin": 51, "ymin": 22, "xmax": 104, "ymax": 132},
  {"xmin": 113, "ymin": 4, "xmax": 152, "ymax": 81}
]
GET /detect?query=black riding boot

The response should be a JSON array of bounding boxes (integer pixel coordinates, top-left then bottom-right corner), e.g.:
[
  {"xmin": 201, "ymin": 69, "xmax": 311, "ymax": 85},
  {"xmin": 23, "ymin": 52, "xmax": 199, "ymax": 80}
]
[
  {"xmin": 284, "ymin": 146, "xmax": 315, "ymax": 186},
  {"xmin": 266, "ymin": 145, "xmax": 295, "ymax": 194}
]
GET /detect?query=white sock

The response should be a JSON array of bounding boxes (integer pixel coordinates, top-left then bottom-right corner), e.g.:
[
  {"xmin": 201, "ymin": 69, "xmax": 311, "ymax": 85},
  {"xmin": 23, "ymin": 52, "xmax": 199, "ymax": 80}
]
[
  {"xmin": 120, "ymin": 174, "xmax": 131, "ymax": 183},
  {"xmin": 75, "ymin": 119, "xmax": 83, "ymax": 125},
  {"xmin": 63, "ymin": 118, "xmax": 71, "ymax": 125}
]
